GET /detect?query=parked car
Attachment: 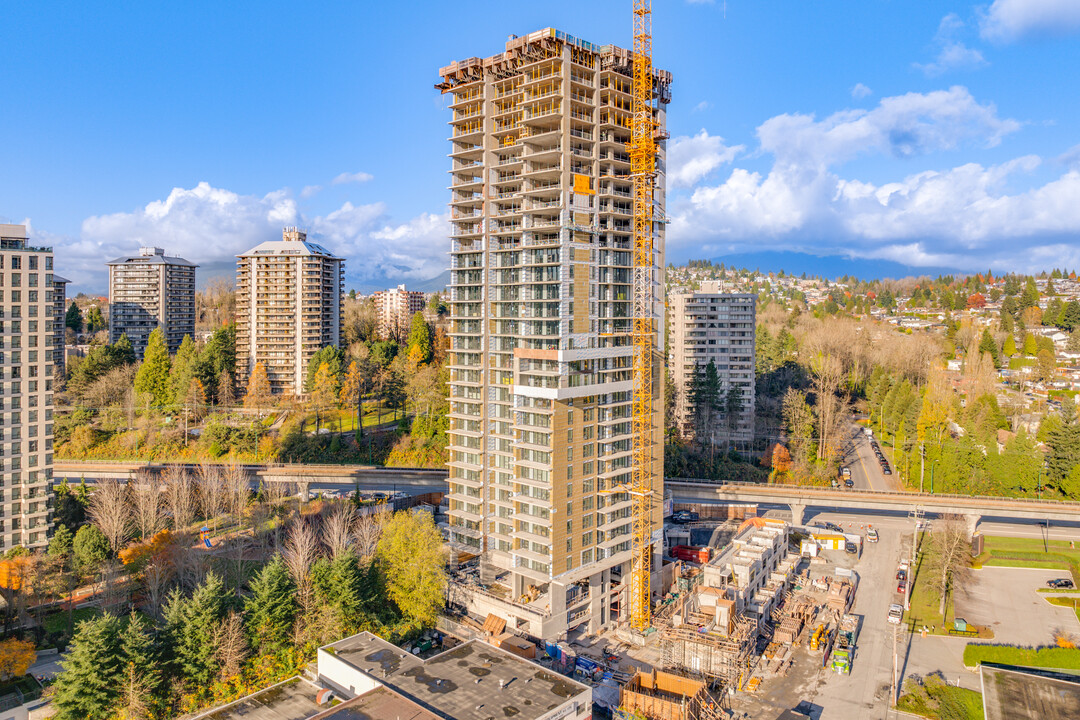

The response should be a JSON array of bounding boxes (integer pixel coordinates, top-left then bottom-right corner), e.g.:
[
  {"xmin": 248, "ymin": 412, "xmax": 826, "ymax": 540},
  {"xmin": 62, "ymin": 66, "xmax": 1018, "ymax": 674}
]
[
  {"xmin": 867, "ymin": 528, "xmax": 879, "ymax": 543},
  {"xmin": 897, "ymin": 579, "xmax": 907, "ymax": 594},
  {"xmin": 888, "ymin": 604, "xmax": 904, "ymax": 624},
  {"xmin": 896, "ymin": 568, "xmax": 908, "ymax": 582},
  {"xmin": 825, "ymin": 522, "xmax": 843, "ymax": 533},
  {"xmin": 883, "ymin": 467, "xmax": 893, "ymax": 475},
  {"xmin": 844, "ymin": 478, "xmax": 855, "ymax": 488},
  {"xmin": 845, "ymin": 542, "xmax": 859, "ymax": 555},
  {"xmin": 671, "ymin": 510, "xmax": 699, "ymax": 524},
  {"xmin": 841, "ymin": 467, "xmax": 852, "ymax": 477},
  {"xmin": 1047, "ymin": 578, "xmax": 1075, "ymax": 589}
]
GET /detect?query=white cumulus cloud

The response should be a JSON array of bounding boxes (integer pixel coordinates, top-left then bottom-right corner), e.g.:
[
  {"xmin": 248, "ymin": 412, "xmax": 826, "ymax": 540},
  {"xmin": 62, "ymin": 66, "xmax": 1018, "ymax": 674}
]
[
  {"xmin": 980, "ymin": 0, "xmax": 1080, "ymax": 42},
  {"xmin": 667, "ymin": 130, "xmax": 743, "ymax": 188},
  {"xmin": 851, "ymin": 83, "xmax": 873, "ymax": 99},
  {"xmin": 331, "ymin": 171, "xmax": 375, "ymax": 185},
  {"xmin": 914, "ymin": 14, "xmax": 987, "ymax": 76},
  {"xmin": 46, "ymin": 181, "xmax": 448, "ymax": 293},
  {"xmin": 667, "ymin": 88, "xmax": 1080, "ymax": 274}
]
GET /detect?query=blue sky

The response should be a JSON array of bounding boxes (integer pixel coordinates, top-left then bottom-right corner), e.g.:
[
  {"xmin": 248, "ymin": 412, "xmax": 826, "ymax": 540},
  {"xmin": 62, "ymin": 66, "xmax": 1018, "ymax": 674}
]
[{"xmin": 3, "ymin": 0, "xmax": 1080, "ymax": 292}]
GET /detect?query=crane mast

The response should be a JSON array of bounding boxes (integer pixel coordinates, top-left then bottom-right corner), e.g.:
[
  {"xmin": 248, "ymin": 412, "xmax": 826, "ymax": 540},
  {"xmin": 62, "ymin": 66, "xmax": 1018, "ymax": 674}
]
[{"xmin": 629, "ymin": 0, "xmax": 657, "ymax": 633}]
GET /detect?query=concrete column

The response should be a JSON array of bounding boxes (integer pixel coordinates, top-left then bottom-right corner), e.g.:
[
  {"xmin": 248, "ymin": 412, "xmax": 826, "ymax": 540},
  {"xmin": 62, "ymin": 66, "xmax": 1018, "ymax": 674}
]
[
  {"xmin": 298, "ymin": 481, "xmax": 310, "ymax": 502},
  {"xmin": 587, "ymin": 571, "xmax": 604, "ymax": 634},
  {"xmin": 964, "ymin": 513, "xmax": 981, "ymax": 537},
  {"xmin": 789, "ymin": 503, "xmax": 806, "ymax": 526}
]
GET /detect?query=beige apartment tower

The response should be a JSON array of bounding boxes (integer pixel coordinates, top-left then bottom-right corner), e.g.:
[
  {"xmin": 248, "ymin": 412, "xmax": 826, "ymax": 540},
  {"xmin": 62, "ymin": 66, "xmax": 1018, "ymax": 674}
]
[
  {"xmin": 235, "ymin": 228, "xmax": 344, "ymax": 397},
  {"xmin": 373, "ymin": 284, "xmax": 426, "ymax": 340},
  {"xmin": 669, "ymin": 284, "xmax": 756, "ymax": 451},
  {"xmin": 106, "ymin": 247, "xmax": 196, "ymax": 357},
  {"xmin": 0, "ymin": 224, "xmax": 56, "ymax": 550},
  {"xmin": 437, "ymin": 29, "xmax": 671, "ymax": 638}
]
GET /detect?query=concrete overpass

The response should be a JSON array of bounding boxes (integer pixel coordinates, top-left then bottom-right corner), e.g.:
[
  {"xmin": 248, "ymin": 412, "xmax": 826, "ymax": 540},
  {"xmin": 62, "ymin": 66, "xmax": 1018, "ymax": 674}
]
[
  {"xmin": 667, "ymin": 479, "xmax": 1080, "ymax": 534},
  {"xmin": 53, "ymin": 461, "xmax": 448, "ymax": 498}
]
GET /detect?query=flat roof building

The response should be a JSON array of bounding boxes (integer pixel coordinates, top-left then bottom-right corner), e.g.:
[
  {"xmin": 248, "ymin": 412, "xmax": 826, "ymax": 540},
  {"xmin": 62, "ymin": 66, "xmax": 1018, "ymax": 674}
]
[
  {"xmin": 317, "ymin": 632, "xmax": 591, "ymax": 720},
  {"xmin": 437, "ymin": 27, "xmax": 671, "ymax": 639},
  {"xmin": 669, "ymin": 283, "xmax": 756, "ymax": 452},
  {"xmin": 235, "ymin": 227, "xmax": 344, "ymax": 397},
  {"xmin": 0, "ymin": 224, "xmax": 56, "ymax": 550},
  {"xmin": 106, "ymin": 247, "xmax": 196, "ymax": 357}
]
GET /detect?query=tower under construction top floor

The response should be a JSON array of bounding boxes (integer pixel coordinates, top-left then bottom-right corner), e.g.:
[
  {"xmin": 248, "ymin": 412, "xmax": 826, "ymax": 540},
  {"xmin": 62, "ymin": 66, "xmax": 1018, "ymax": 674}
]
[{"xmin": 437, "ymin": 28, "xmax": 671, "ymax": 638}]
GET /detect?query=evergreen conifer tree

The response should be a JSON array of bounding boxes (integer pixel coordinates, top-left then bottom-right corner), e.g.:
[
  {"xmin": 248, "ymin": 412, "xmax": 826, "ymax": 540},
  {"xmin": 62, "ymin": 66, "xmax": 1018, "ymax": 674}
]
[
  {"xmin": 134, "ymin": 328, "xmax": 173, "ymax": 408},
  {"xmin": 244, "ymin": 556, "xmax": 297, "ymax": 656},
  {"xmin": 52, "ymin": 614, "xmax": 124, "ymax": 720}
]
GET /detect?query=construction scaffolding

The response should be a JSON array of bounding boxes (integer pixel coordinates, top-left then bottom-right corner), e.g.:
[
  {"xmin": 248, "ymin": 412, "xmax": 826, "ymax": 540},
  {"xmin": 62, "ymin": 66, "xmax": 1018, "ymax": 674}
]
[
  {"xmin": 659, "ymin": 615, "xmax": 757, "ymax": 693},
  {"xmin": 619, "ymin": 670, "xmax": 727, "ymax": 720}
]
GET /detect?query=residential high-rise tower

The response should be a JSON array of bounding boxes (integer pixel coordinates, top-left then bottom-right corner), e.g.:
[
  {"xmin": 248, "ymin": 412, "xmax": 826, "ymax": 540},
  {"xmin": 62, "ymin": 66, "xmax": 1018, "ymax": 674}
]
[
  {"xmin": 235, "ymin": 228, "xmax": 344, "ymax": 397},
  {"xmin": 669, "ymin": 283, "xmax": 756, "ymax": 452},
  {"xmin": 373, "ymin": 284, "xmax": 426, "ymax": 340},
  {"xmin": 106, "ymin": 247, "xmax": 196, "ymax": 357},
  {"xmin": 437, "ymin": 29, "xmax": 671, "ymax": 637},
  {"xmin": 0, "ymin": 224, "xmax": 56, "ymax": 550}
]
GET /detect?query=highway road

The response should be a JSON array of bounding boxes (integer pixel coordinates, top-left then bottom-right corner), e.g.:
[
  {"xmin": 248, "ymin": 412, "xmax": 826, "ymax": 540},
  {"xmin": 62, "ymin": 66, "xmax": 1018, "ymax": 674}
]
[{"xmin": 839, "ymin": 425, "xmax": 894, "ymax": 493}]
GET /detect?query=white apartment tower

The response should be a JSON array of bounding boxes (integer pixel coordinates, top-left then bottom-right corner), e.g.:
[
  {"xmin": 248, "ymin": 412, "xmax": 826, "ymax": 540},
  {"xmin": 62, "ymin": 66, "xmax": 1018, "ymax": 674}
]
[
  {"xmin": 106, "ymin": 247, "xmax": 196, "ymax": 357},
  {"xmin": 0, "ymin": 224, "xmax": 56, "ymax": 550},
  {"xmin": 373, "ymin": 284, "xmax": 426, "ymax": 340},
  {"xmin": 669, "ymin": 283, "xmax": 756, "ymax": 451},
  {"xmin": 437, "ymin": 29, "xmax": 671, "ymax": 637},
  {"xmin": 235, "ymin": 228, "xmax": 344, "ymax": 397}
]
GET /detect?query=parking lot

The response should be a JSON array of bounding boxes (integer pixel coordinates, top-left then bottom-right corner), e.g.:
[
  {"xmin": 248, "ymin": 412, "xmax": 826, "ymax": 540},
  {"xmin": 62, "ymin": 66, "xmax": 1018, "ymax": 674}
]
[{"xmin": 956, "ymin": 567, "xmax": 1080, "ymax": 645}]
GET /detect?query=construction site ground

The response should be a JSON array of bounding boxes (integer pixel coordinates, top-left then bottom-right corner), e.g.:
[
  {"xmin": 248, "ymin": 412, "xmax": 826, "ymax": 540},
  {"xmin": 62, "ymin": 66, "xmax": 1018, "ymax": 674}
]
[{"xmin": 726, "ymin": 519, "xmax": 900, "ymax": 720}]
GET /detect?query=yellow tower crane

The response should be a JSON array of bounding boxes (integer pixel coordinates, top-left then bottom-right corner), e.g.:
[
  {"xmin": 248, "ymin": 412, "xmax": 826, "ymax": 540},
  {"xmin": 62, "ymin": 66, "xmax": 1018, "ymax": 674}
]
[{"xmin": 629, "ymin": 0, "xmax": 657, "ymax": 633}]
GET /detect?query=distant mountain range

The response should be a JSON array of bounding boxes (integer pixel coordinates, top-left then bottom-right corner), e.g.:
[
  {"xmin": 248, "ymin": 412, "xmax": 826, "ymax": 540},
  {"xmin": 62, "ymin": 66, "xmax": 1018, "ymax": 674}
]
[
  {"xmin": 704, "ymin": 250, "xmax": 966, "ymax": 282},
  {"xmin": 345, "ymin": 251, "xmax": 967, "ymax": 296}
]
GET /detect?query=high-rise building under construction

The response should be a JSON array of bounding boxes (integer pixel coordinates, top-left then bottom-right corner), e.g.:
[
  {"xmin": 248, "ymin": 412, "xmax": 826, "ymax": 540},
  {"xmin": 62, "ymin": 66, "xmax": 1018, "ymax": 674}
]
[{"xmin": 437, "ymin": 29, "xmax": 671, "ymax": 637}]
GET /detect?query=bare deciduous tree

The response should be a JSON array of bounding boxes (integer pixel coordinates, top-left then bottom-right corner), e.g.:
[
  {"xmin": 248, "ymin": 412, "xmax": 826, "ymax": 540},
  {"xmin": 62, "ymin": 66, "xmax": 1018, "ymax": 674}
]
[
  {"xmin": 164, "ymin": 465, "xmax": 197, "ymax": 532},
  {"xmin": 88, "ymin": 476, "xmax": 132, "ymax": 553},
  {"xmin": 224, "ymin": 462, "xmax": 250, "ymax": 523},
  {"xmin": 198, "ymin": 462, "xmax": 228, "ymax": 532},
  {"xmin": 322, "ymin": 501, "xmax": 356, "ymax": 558},
  {"xmin": 99, "ymin": 560, "xmax": 128, "ymax": 612},
  {"xmin": 132, "ymin": 471, "xmax": 164, "ymax": 540},
  {"xmin": 215, "ymin": 610, "xmax": 249, "ymax": 680},
  {"xmin": 283, "ymin": 518, "xmax": 321, "ymax": 616},
  {"xmin": 353, "ymin": 508, "xmax": 388, "ymax": 560},
  {"xmin": 143, "ymin": 560, "xmax": 172, "ymax": 621},
  {"xmin": 924, "ymin": 515, "xmax": 972, "ymax": 618}
]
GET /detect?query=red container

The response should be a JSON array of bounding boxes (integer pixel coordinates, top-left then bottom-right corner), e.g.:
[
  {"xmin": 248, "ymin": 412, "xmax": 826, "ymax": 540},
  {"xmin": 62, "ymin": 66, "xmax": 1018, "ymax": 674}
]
[{"xmin": 670, "ymin": 545, "xmax": 710, "ymax": 564}]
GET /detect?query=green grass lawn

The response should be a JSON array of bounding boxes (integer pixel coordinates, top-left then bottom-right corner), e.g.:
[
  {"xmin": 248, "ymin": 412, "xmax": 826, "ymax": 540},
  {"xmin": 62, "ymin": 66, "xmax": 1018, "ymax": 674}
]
[
  {"xmin": 42, "ymin": 606, "xmax": 99, "ymax": 636},
  {"xmin": 301, "ymin": 406, "xmax": 403, "ymax": 434},
  {"xmin": 897, "ymin": 674, "xmax": 983, "ymax": 720},
  {"xmin": 963, "ymin": 643, "xmax": 1080, "ymax": 670},
  {"xmin": 905, "ymin": 535, "xmax": 993, "ymax": 638},
  {"xmin": 974, "ymin": 536, "xmax": 1080, "ymax": 584}
]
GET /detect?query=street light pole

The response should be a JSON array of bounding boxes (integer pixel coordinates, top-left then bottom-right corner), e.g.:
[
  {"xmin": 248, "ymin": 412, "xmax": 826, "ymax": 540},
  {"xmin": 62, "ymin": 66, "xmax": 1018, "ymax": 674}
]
[{"xmin": 920, "ymin": 442, "xmax": 925, "ymax": 494}]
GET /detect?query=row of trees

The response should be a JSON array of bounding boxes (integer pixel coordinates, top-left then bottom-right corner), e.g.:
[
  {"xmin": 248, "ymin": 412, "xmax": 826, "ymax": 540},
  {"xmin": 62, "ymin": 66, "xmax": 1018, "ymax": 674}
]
[
  {"xmin": 50, "ymin": 501, "xmax": 447, "ymax": 720},
  {"xmin": 865, "ymin": 363, "xmax": 1080, "ymax": 498}
]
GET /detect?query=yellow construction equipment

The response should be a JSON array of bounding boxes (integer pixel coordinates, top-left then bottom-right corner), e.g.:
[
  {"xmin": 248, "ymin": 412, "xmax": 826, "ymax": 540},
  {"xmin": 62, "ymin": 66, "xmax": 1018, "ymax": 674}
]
[{"xmin": 629, "ymin": 0, "xmax": 657, "ymax": 633}]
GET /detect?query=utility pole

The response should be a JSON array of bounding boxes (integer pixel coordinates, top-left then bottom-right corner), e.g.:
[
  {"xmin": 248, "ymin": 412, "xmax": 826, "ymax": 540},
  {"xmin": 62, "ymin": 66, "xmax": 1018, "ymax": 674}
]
[
  {"xmin": 919, "ymin": 442, "xmax": 925, "ymax": 494},
  {"xmin": 906, "ymin": 506, "xmax": 922, "ymax": 612},
  {"xmin": 891, "ymin": 621, "xmax": 898, "ymax": 709}
]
